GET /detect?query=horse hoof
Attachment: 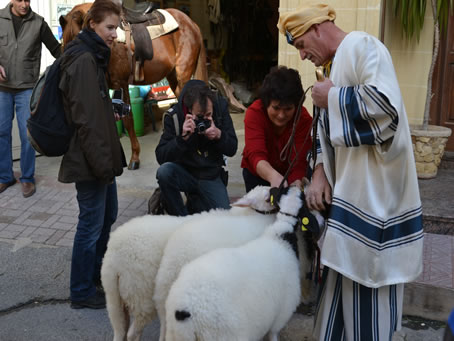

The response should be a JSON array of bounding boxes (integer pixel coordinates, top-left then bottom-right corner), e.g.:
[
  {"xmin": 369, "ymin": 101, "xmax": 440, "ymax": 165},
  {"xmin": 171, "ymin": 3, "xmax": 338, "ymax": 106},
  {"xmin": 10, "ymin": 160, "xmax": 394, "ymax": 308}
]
[{"xmin": 128, "ymin": 161, "xmax": 140, "ymax": 170}]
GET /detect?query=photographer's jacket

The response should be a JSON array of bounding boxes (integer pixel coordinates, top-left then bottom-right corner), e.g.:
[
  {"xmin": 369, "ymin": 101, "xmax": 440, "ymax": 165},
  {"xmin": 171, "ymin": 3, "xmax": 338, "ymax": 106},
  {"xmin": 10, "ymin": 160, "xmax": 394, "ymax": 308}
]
[
  {"xmin": 156, "ymin": 80, "xmax": 238, "ymax": 180},
  {"xmin": 58, "ymin": 30, "xmax": 126, "ymax": 184}
]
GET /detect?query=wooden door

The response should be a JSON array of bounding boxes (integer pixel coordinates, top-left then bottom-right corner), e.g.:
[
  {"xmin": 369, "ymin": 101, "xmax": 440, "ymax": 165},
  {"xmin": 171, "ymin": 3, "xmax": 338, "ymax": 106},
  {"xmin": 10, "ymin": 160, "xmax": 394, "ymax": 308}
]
[{"xmin": 431, "ymin": 11, "xmax": 454, "ymax": 151}]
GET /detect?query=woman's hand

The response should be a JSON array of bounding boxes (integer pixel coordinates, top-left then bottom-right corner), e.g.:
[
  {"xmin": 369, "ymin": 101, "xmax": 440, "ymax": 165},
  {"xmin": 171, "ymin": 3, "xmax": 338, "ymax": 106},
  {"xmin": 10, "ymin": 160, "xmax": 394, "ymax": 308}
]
[
  {"xmin": 289, "ymin": 179, "xmax": 302, "ymax": 189},
  {"xmin": 269, "ymin": 173, "xmax": 287, "ymax": 188},
  {"xmin": 305, "ymin": 164, "xmax": 332, "ymax": 211},
  {"xmin": 256, "ymin": 160, "xmax": 288, "ymax": 188}
]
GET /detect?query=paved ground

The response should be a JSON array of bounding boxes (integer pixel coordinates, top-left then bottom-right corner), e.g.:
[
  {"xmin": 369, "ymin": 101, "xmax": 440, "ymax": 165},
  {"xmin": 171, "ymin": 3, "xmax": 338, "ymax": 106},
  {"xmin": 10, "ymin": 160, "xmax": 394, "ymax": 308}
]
[{"xmin": 0, "ymin": 111, "xmax": 451, "ymax": 340}]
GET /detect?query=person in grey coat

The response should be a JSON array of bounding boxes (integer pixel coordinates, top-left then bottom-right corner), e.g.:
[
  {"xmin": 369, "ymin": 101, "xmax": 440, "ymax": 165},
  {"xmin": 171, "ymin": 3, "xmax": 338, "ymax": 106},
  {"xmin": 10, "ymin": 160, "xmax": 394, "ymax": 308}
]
[{"xmin": 0, "ymin": 0, "xmax": 61, "ymax": 197}]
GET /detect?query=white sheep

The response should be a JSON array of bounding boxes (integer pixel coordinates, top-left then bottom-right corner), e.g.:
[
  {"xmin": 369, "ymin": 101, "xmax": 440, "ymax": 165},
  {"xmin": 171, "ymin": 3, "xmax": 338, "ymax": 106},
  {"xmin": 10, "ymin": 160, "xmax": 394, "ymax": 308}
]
[
  {"xmin": 100, "ymin": 185, "xmax": 277, "ymax": 341},
  {"xmin": 164, "ymin": 186, "xmax": 322, "ymax": 341},
  {"xmin": 101, "ymin": 214, "xmax": 195, "ymax": 341},
  {"xmin": 154, "ymin": 186, "xmax": 279, "ymax": 341}
]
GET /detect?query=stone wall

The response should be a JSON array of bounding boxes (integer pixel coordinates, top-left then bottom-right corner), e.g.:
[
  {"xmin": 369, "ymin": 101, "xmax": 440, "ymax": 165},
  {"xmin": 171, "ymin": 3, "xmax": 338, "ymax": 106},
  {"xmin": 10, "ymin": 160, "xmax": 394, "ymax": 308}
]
[{"xmin": 412, "ymin": 135, "xmax": 449, "ymax": 178}]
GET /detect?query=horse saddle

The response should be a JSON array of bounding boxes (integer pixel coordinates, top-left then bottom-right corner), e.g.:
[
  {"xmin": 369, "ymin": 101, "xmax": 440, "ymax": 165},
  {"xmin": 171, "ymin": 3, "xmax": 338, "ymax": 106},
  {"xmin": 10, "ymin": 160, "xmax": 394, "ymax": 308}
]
[
  {"xmin": 121, "ymin": 4, "xmax": 168, "ymax": 81},
  {"xmin": 123, "ymin": 2, "xmax": 162, "ymax": 24}
]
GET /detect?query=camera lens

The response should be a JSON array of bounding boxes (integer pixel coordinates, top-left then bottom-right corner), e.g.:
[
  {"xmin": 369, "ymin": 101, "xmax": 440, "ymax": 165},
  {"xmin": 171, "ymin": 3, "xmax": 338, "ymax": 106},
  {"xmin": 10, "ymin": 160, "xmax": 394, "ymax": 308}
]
[{"xmin": 197, "ymin": 122, "xmax": 206, "ymax": 132}]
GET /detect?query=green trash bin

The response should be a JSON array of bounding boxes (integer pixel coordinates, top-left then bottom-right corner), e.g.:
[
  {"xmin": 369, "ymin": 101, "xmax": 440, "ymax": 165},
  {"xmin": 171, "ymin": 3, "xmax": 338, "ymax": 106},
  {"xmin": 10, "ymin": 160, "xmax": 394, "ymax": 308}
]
[
  {"xmin": 116, "ymin": 120, "xmax": 123, "ymax": 136},
  {"xmin": 130, "ymin": 96, "xmax": 144, "ymax": 137},
  {"xmin": 129, "ymin": 86, "xmax": 140, "ymax": 99}
]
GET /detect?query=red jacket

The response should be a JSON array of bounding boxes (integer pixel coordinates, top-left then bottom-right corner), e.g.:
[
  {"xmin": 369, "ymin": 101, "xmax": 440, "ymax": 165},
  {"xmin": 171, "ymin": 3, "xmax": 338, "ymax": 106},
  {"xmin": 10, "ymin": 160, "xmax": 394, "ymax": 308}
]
[{"xmin": 241, "ymin": 99, "xmax": 312, "ymax": 184}]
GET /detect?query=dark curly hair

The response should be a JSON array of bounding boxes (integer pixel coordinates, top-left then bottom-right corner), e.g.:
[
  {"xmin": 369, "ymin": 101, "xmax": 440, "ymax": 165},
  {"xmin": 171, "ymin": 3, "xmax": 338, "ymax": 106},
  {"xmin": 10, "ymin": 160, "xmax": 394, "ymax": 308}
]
[
  {"xmin": 258, "ymin": 66, "xmax": 304, "ymax": 109},
  {"xmin": 182, "ymin": 82, "xmax": 217, "ymax": 114}
]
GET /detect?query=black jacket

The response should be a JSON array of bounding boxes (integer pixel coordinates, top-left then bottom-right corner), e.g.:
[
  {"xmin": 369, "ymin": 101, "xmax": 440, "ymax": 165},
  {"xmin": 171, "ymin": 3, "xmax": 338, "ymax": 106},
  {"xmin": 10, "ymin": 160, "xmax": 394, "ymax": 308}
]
[
  {"xmin": 155, "ymin": 80, "xmax": 238, "ymax": 180},
  {"xmin": 58, "ymin": 30, "xmax": 126, "ymax": 184}
]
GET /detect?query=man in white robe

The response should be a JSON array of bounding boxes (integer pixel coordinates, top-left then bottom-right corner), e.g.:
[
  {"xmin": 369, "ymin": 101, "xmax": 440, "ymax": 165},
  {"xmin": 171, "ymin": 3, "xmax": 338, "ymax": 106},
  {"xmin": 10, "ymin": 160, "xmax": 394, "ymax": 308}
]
[{"xmin": 278, "ymin": 4, "xmax": 423, "ymax": 341}]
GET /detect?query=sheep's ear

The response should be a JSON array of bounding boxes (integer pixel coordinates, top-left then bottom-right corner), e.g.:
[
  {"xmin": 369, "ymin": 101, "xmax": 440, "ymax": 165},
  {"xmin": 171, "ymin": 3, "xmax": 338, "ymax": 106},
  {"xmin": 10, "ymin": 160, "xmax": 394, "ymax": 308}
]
[
  {"xmin": 232, "ymin": 186, "xmax": 271, "ymax": 208},
  {"xmin": 231, "ymin": 197, "xmax": 250, "ymax": 207}
]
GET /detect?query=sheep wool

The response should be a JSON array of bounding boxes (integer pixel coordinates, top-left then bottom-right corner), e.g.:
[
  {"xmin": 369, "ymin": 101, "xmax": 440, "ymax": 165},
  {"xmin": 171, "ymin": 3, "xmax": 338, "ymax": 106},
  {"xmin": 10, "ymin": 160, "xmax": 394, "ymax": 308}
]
[
  {"xmin": 101, "ymin": 185, "xmax": 277, "ymax": 341},
  {"xmin": 165, "ymin": 186, "xmax": 306, "ymax": 341},
  {"xmin": 101, "ymin": 214, "xmax": 195, "ymax": 341},
  {"xmin": 154, "ymin": 187, "xmax": 278, "ymax": 341}
]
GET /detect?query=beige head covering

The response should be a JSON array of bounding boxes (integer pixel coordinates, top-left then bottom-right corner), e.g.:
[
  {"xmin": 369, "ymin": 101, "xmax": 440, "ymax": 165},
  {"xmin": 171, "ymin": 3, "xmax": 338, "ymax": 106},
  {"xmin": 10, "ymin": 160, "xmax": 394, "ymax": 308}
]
[{"xmin": 277, "ymin": 3, "xmax": 336, "ymax": 44}]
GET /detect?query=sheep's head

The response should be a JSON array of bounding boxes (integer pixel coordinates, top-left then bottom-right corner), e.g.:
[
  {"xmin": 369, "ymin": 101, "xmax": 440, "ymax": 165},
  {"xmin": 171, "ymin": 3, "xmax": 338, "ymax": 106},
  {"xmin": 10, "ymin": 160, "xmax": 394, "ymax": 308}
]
[
  {"xmin": 232, "ymin": 186, "xmax": 276, "ymax": 213},
  {"xmin": 273, "ymin": 186, "xmax": 323, "ymax": 236},
  {"xmin": 273, "ymin": 186, "xmax": 304, "ymax": 217}
]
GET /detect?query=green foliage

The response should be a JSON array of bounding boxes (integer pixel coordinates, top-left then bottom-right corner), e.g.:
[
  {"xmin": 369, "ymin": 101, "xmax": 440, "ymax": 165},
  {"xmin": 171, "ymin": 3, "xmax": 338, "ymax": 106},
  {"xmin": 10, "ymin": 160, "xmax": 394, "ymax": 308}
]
[{"xmin": 392, "ymin": 0, "xmax": 453, "ymax": 41}]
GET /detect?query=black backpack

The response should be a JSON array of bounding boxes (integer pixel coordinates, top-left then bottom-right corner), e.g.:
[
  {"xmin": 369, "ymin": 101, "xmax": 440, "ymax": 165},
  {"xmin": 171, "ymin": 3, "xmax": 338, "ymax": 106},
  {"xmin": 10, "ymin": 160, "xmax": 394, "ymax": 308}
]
[{"xmin": 27, "ymin": 44, "xmax": 92, "ymax": 156}]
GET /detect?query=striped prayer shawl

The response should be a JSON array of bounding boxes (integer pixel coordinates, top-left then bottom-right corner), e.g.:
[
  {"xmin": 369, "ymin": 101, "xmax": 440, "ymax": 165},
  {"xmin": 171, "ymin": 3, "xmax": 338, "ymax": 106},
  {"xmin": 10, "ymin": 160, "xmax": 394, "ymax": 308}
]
[{"xmin": 316, "ymin": 31, "xmax": 423, "ymax": 288}]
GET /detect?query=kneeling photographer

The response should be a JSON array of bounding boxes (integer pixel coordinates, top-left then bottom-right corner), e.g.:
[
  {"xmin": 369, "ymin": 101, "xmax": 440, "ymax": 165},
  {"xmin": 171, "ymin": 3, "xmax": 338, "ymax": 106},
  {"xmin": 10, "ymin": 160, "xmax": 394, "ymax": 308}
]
[{"xmin": 155, "ymin": 80, "xmax": 238, "ymax": 216}]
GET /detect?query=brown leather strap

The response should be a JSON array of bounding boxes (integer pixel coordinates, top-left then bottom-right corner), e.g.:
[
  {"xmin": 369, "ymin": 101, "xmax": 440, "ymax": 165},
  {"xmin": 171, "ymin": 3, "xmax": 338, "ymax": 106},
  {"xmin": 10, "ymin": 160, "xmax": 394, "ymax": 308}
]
[{"xmin": 122, "ymin": 21, "xmax": 134, "ymax": 84}]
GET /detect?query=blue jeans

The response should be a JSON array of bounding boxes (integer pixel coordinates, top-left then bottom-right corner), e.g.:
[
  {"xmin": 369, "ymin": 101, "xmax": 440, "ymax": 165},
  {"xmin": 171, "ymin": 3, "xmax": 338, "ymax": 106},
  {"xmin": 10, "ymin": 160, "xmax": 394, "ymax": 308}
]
[
  {"xmin": 156, "ymin": 162, "xmax": 230, "ymax": 216},
  {"xmin": 71, "ymin": 180, "xmax": 118, "ymax": 301},
  {"xmin": 0, "ymin": 89, "xmax": 35, "ymax": 184}
]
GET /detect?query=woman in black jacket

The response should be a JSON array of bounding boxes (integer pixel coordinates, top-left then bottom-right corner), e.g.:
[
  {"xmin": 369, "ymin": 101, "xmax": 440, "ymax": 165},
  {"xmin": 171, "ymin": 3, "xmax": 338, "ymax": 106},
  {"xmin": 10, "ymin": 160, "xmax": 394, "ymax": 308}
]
[{"xmin": 58, "ymin": 0, "xmax": 126, "ymax": 309}]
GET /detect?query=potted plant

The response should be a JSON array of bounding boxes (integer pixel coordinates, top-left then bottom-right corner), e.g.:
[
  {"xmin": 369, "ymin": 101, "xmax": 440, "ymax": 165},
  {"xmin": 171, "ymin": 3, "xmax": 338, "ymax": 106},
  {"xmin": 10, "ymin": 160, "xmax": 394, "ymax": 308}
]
[{"xmin": 393, "ymin": 0, "xmax": 453, "ymax": 178}]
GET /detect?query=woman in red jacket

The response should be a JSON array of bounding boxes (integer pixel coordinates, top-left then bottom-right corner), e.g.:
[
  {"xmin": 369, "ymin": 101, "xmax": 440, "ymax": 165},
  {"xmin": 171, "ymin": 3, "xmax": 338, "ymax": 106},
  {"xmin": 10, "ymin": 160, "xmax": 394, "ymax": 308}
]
[{"xmin": 241, "ymin": 66, "xmax": 312, "ymax": 192}]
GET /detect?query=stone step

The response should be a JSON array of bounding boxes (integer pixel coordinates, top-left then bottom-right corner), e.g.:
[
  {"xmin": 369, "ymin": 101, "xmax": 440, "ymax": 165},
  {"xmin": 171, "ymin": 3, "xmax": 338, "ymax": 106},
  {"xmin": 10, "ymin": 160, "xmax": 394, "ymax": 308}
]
[
  {"xmin": 441, "ymin": 151, "xmax": 454, "ymax": 169},
  {"xmin": 423, "ymin": 215, "xmax": 454, "ymax": 235},
  {"xmin": 404, "ymin": 282, "xmax": 454, "ymax": 322}
]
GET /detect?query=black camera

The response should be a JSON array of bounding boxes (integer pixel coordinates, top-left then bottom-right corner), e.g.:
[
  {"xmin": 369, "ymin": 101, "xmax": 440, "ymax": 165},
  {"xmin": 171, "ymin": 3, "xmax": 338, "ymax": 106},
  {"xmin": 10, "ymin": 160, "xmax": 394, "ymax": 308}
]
[
  {"xmin": 112, "ymin": 89, "xmax": 131, "ymax": 117},
  {"xmin": 194, "ymin": 118, "xmax": 211, "ymax": 133}
]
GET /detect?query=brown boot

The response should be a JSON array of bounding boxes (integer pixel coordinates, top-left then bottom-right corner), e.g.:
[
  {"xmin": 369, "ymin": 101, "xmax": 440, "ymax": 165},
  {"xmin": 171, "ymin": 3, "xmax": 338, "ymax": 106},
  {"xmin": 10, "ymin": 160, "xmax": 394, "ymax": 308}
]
[
  {"xmin": 21, "ymin": 182, "xmax": 36, "ymax": 198},
  {"xmin": 0, "ymin": 179, "xmax": 17, "ymax": 193}
]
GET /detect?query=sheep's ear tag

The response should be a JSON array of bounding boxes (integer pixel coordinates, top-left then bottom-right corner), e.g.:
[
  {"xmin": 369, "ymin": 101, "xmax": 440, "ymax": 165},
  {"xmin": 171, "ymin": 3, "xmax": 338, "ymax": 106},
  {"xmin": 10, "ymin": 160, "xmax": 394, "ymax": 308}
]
[
  {"xmin": 269, "ymin": 187, "xmax": 281, "ymax": 207},
  {"xmin": 301, "ymin": 217, "xmax": 310, "ymax": 231}
]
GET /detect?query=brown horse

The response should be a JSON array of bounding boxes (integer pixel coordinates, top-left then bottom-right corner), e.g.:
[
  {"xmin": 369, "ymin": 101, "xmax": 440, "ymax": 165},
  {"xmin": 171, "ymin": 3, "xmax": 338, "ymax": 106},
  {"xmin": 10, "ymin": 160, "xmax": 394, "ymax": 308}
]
[{"xmin": 60, "ymin": 3, "xmax": 208, "ymax": 169}]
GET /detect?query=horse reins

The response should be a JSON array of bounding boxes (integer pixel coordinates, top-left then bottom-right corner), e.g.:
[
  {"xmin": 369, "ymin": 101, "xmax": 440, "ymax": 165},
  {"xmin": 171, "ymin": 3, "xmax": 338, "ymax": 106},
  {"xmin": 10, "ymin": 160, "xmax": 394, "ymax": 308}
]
[{"xmin": 277, "ymin": 87, "xmax": 313, "ymax": 190}]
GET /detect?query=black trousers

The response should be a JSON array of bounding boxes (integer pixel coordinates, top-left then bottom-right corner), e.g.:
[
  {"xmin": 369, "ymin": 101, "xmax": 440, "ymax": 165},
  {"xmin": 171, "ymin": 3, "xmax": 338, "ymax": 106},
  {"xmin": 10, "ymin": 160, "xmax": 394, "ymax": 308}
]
[{"xmin": 242, "ymin": 168, "xmax": 270, "ymax": 193}]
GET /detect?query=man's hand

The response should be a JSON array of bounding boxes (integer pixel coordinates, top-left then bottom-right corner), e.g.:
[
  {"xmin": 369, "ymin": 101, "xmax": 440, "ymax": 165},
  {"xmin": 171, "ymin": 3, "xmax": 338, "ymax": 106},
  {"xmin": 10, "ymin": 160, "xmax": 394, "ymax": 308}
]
[
  {"xmin": 202, "ymin": 116, "xmax": 221, "ymax": 140},
  {"xmin": 312, "ymin": 79, "xmax": 334, "ymax": 109},
  {"xmin": 182, "ymin": 114, "xmax": 195, "ymax": 140},
  {"xmin": 0, "ymin": 66, "xmax": 7, "ymax": 82},
  {"xmin": 305, "ymin": 164, "xmax": 332, "ymax": 211}
]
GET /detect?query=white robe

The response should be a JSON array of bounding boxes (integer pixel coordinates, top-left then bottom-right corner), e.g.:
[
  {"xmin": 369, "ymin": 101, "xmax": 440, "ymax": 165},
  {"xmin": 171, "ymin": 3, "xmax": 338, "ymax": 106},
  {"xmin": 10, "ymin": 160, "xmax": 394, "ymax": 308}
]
[{"xmin": 317, "ymin": 31, "xmax": 424, "ymax": 288}]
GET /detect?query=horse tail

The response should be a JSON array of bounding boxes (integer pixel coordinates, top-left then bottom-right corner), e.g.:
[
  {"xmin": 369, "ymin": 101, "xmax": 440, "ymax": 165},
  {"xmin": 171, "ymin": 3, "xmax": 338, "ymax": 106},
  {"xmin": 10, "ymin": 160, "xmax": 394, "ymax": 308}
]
[{"xmin": 194, "ymin": 32, "xmax": 208, "ymax": 83}]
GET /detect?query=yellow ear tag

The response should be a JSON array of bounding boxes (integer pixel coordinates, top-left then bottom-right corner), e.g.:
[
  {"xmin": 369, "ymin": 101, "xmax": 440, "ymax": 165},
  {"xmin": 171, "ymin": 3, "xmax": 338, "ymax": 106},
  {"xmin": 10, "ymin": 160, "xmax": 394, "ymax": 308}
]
[
  {"xmin": 301, "ymin": 225, "xmax": 308, "ymax": 231},
  {"xmin": 270, "ymin": 194, "xmax": 274, "ymax": 205},
  {"xmin": 302, "ymin": 217, "xmax": 309, "ymax": 225}
]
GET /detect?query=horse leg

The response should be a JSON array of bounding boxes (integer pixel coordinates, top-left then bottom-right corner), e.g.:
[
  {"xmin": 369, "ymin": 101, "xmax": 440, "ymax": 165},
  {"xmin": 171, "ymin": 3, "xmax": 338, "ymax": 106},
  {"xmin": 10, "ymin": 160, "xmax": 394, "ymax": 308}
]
[
  {"xmin": 166, "ymin": 69, "xmax": 179, "ymax": 97},
  {"xmin": 174, "ymin": 62, "xmax": 196, "ymax": 97},
  {"xmin": 121, "ymin": 84, "xmax": 141, "ymax": 170}
]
